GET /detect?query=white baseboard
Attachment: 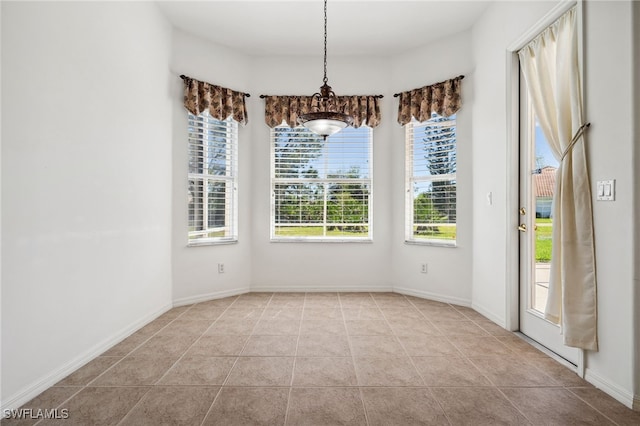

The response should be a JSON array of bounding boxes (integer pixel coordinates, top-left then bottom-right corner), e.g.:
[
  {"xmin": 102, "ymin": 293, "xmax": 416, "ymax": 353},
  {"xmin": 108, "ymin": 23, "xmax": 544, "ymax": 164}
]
[
  {"xmin": 1, "ymin": 301, "xmax": 173, "ymax": 411},
  {"xmin": 172, "ymin": 287, "xmax": 251, "ymax": 307},
  {"xmin": 471, "ymin": 301, "xmax": 506, "ymax": 327},
  {"xmin": 393, "ymin": 286, "xmax": 472, "ymax": 307},
  {"xmin": 248, "ymin": 285, "xmax": 394, "ymax": 293},
  {"xmin": 584, "ymin": 367, "xmax": 636, "ymax": 409}
]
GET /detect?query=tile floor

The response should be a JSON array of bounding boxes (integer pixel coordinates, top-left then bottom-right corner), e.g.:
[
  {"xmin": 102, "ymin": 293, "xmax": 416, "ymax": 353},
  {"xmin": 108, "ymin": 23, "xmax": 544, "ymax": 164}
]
[{"xmin": 5, "ymin": 292, "xmax": 640, "ymax": 425}]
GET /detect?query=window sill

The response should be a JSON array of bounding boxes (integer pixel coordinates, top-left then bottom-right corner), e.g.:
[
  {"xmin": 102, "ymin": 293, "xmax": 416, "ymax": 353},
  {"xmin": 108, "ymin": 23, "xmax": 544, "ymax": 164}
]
[
  {"xmin": 187, "ymin": 239, "xmax": 238, "ymax": 247},
  {"xmin": 271, "ymin": 238, "xmax": 373, "ymax": 244},
  {"xmin": 405, "ymin": 239, "xmax": 457, "ymax": 248}
]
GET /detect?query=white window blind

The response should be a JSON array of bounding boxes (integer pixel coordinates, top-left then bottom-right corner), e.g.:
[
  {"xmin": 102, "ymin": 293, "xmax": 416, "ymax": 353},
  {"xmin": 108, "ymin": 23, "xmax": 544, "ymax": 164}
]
[
  {"xmin": 271, "ymin": 125, "xmax": 372, "ymax": 241},
  {"xmin": 188, "ymin": 113, "xmax": 238, "ymax": 245},
  {"xmin": 405, "ymin": 113, "xmax": 457, "ymax": 245}
]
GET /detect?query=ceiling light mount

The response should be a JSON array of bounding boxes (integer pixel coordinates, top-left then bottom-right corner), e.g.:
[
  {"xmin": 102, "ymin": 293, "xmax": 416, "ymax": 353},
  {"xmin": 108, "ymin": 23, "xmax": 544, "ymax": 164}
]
[{"xmin": 298, "ymin": 0, "xmax": 353, "ymax": 138}]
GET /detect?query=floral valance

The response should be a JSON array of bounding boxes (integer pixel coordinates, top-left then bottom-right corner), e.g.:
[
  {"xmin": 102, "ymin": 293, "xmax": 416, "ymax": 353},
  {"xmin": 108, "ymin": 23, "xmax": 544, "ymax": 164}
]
[
  {"xmin": 182, "ymin": 75, "xmax": 249, "ymax": 125},
  {"xmin": 263, "ymin": 95, "xmax": 381, "ymax": 129},
  {"xmin": 396, "ymin": 75, "xmax": 463, "ymax": 125}
]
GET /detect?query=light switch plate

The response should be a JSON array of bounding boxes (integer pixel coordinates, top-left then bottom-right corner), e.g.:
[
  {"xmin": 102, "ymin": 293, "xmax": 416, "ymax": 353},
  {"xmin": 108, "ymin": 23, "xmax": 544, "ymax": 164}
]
[{"xmin": 596, "ymin": 180, "xmax": 615, "ymax": 201}]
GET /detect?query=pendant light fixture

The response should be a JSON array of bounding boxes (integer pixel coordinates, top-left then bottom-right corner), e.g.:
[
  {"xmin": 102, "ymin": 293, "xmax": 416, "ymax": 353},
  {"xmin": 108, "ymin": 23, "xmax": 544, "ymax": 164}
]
[{"xmin": 298, "ymin": 0, "xmax": 354, "ymax": 138}]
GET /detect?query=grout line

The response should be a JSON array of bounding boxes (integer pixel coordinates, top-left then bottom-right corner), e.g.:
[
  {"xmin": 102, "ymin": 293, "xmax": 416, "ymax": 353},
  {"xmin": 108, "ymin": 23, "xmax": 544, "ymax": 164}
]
[
  {"xmin": 199, "ymin": 293, "xmax": 273, "ymax": 426},
  {"xmin": 283, "ymin": 292, "xmax": 308, "ymax": 425},
  {"xmin": 339, "ymin": 291, "xmax": 371, "ymax": 426}
]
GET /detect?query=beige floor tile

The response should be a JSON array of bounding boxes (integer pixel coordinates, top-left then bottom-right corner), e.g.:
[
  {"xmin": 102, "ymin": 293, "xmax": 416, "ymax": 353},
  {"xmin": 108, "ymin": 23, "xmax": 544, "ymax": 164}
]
[
  {"xmin": 474, "ymin": 319, "xmax": 514, "ymax": 337},
  {"xmin": 230, "ymin": 298, "xmax": 270, "ymax": 309},
  {"xmin": 90, "ymin": 357, "xmax": 177, "ymax": 386},
  {"xmin": 354, "ymin": 357, "xmax": 423, "ymax": 386},
  {"xmin": 349, "ymin": 335, "xmax": 406, "ymax": 358},
  {"xmin": 286, "ymin": 387, "xmax": 367, "ymax": 426},
  {"xmin": 128, "ymin": 335, "xmax": 197, "ymax": 358},
  {"xmin": 179, "ymin": 305, "xmax": 226, "ymax": 321},
  {"xmin": 300, "ymin": 319, "xmax": 346, "ymax": 335},
  {"xmin": 262, "ymin": 307, "xmax": 303, "ymax": 320},
  {"xmin": 296, "ymin": 334, "xmax": 351, "ymax": 357},
  {"xmin": 101, "ymin": 333, "xmax": 149, "ymax": 357},
  {"xmin": 268, "ymin": 299, "xmax": 305, "ymax": 309},
  {"xmin": 55, "ymin": 357, "xmax": 120, "ymax": 386},
  {"xmin": 341, "ymin": 307, "xmax": 384, "ymax": 320},
  {"xmin": 398, "ymin": 335, "xmax": 462, "ymax": 356},
  {"xmin": 197, "ymin": 296, "xmax": 238, "ymax": 309},
  {"xmin": 433, "ymin": 320, "xmax": 489, "ymax": 336},
  {"xmin": 303, "ymin": 306, "xmax": 343, "ymax": 320},
  {"xmin": 496, "ymin": 335, "xmax": 546, "ymax": 357},
  {"xmin": 345, "ymin": 320, "xmax": 393, "ymax": 336},
  {"xmin": 225, "ymin": 357, "xmax": 294, "ymax": 386},
  {"xmin": 157, "ymin": 305, "xmax": 191, "ymax": 321},
  {"xmin": 413, "ymin": 356, "xmax": 492, "ymax": 387},
  {"xmin": 502, "ymin": 387, "xmax": 615, "ymax": 425},
  {"xmin": 526, "ymin": 356, "xmax": 589, "ymax": 387},
  {"xmin": 218, "ymin": 307, "xmax": 265, "ymax": 320},
  {"xmin": 361, "ymin": 387, "xmax": 449, "ymax": 426},
  {"xmin": 241, "ymin": 335, "xmax": 298, "ymax": 356},
  {"xmin": 135, "ymin": 319, "xmax": 172, "ymax": 336},
  {"xmin": 253, "ymin": 318, "xmax": 301, "ymax": 335},
  {"xmin": 156, "ymin": 319, "xmax": 213, "ymax": 337},
  {"xmin": 3, "ymin": 387, "xmax": 80, "ymax": 426},
  {"xmin": 203, "ymin": 387, "xmax": 289, "ymax": 426},
  {"xmin": 448, "ymin": 336, "xmax": 514, "ymax": 357},
  {"xmin": 569, "ymin": 387, "xmax": 640, "ymax": 425},
  {"xmin": 420, "ymin": 306, "xmax": 468, "ymax": 322},
  {"xmin": 158, "ymin": 356, "xmax": 236, "ymax": 385},
  {"xmin": 119, "ymin": 386, "xmax": 219, "ymax": 426},
  {"xmin": 38, "ymin": 387, "xmax": 149, "ymax": 426},
  {"xmin": 431, "ymin": 387, "xmax": 531, "ymax": 425},
  {"xmin": 373, "ymin": 298, "xmax": 412, "ymax": 308},
  {"xmin": 406, "ymin": 297, "xmax": 449, "ymax": 309},
  {"xmin": 184, "ymin": 335, "xmax": 249, "ymax": 357},
  {"xmin": 204, "ymin": 319, "xmax": 258, "ymax": 335},
  {"xmin": 387, "ymin": 318, "xmax": 441, "ymax": 336},
  {"xmin": 451, "ymin": 305, "xmax": 490, "ymax": 321},
  {"xmin": 380, "ymin": 307, "xmax": 425, "ymax": 320},
  {"xmin": 469, "ymin": 356, "xmax": 562, "ymax": 387},
  {"xmin": 292, "ymin": 357, "xmax": 357, "ymax": 386}
]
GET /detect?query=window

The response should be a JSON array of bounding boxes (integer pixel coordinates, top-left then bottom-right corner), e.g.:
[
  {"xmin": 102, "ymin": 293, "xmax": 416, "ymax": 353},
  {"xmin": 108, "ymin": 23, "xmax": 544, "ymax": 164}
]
[
  {"xmin": 271, "ymin": 125, "xmax": 372, "ymax": 241},
  {"xmin": 405, "ymin": 113, "xmax": 457, "ymax": 245},
  {"xmin": 188, "ymin": 113, "xmax": 238, "ymax": 245}
]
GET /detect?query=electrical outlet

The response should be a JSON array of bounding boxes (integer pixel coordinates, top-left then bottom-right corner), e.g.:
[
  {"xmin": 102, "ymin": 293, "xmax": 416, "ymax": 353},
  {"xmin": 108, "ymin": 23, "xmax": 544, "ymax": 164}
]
[
  {"xmin": 421, "ymin": 263, "xmax": 428, "ymax": 274},
  {"xmin": 218, "ymin": 263, "xmax": 225, "ymax": 273}
]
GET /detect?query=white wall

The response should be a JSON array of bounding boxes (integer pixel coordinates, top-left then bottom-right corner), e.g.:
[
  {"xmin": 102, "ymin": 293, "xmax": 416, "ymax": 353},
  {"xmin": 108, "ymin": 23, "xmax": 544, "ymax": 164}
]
[
  {"xmin": 470, "ymin": 0, "xmax": 638, "ymax": 407},
  {"xmin": 582, "ymin": 0, "xmax": 635, "ymax": 404},
  {"xmin": 390, "ymin": 31, "xmax": 474, "ymax": 305},
  {"xmin": 170, "ymin": 30, "xmax": 253, "ymax": 304},
  {"xmin": 1, "ymin": 1, "xmax": 173, "ymax": 408},
  {"xmin": 634, "ymin": 0, "xmax": 640, "ymax": 405}
]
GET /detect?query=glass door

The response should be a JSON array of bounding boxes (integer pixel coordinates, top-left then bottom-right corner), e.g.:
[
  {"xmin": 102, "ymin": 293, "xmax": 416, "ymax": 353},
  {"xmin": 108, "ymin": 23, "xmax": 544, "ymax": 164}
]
[{"xmin": 518, "ymin": 67, "xmax": 578, "ymax": 365}]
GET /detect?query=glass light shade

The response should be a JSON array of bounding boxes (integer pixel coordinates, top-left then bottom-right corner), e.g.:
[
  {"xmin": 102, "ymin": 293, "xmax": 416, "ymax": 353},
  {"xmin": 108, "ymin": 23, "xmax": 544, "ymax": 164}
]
[{"xmin": 298, "ymin": 111, "xmax": 353, "ymax": 137}]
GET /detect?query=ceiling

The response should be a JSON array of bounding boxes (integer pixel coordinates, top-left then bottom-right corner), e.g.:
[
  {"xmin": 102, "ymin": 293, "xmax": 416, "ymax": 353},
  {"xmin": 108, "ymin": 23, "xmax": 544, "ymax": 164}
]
[{"xmin": 156, "ymin": 1, "xmax": 492, "ymax": 56}]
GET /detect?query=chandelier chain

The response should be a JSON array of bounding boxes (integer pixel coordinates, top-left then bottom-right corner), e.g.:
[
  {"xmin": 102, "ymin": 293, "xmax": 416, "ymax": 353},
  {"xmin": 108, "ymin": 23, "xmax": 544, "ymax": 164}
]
[{"xmin": 323, "ymin": 0, "xmax": 328, "ymax": 84}]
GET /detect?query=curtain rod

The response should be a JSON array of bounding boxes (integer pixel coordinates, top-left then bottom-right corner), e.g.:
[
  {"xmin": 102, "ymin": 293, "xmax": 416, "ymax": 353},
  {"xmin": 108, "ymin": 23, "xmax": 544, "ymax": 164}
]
[
  {"xmin": 180, "ymin": 75, "xmax": 251, "ymax": 98},
  {"xmin": 259, "ymin": 94, "xmax": 383, "ymax": 99},
  {"xmin": 393, "ymin": 75, "xmax": 465, "ymax": 97}
]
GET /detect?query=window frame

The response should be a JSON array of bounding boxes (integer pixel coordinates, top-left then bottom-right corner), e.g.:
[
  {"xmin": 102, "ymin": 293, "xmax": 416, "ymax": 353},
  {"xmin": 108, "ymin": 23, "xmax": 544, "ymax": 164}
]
[
  {"xmin": 405, "ymin": 114, "xmax": 457, "ymax": 247},
  {"xmin": 187, "ymin": 113, "xmax": 238, "ymax": 246},
  {"xmin": 270, "ymin": 125, "xmax": 373, "ymax": 243}
]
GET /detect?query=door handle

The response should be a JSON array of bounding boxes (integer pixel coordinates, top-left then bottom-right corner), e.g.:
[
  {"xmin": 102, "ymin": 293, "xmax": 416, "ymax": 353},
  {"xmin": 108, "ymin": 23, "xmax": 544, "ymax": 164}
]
[{"xmin": 518, "ymin": 223, "xmax": 527, "ymax": 232}]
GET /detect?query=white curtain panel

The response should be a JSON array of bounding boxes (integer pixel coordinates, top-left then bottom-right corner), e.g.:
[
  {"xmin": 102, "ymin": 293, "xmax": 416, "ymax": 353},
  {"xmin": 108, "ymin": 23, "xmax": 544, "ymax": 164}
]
[{"xmin": 519, "ymin": 7, "xmax": 598, "ymax": 351}]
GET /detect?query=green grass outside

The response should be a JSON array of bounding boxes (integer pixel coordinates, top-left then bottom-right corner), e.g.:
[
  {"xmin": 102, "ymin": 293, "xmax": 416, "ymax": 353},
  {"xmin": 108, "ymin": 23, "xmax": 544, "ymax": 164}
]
[
  {"xmin": 412, "ymin": 225, "xmax": 457, "ymax": 240},
  {"xmin": 536, "ymin": 218, "xmax": 552, "ymax": 262},
  {"xmin": 275, "ymin": 226, "xmax": 369, "ymax": 237}
]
